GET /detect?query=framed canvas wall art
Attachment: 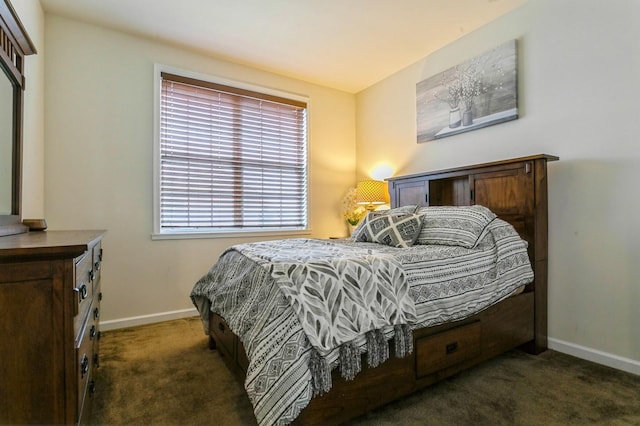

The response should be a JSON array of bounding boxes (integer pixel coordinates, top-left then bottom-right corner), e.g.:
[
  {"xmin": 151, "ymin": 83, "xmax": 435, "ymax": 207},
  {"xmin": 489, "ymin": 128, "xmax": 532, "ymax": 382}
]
[{"xmin": 416, "ymin": 39, "xmax": 518, "ymax": 142}]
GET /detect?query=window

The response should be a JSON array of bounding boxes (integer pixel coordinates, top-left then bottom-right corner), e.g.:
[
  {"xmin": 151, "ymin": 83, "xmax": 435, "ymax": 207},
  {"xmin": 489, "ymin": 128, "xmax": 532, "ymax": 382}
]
[{"xmin": 154, "ymin": 69, "xmax": 308, "ymax": 238}]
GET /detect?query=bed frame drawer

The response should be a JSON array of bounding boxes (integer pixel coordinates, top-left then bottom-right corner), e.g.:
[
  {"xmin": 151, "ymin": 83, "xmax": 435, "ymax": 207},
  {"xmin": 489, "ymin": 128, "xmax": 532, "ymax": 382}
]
[
  {"xmin": 211, "ymin": 314, "xmax": 235, "ymax": 360},
  {"xmin": 237, "ymin": 341, "xmax": 249, "ymax": 374},
  {"xmin": 415, "ymin": 321, "xmax": 481, "ymax": 378}
]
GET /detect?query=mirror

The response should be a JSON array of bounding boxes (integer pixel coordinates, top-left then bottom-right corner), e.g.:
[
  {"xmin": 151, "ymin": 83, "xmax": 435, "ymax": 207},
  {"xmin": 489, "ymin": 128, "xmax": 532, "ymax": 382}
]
[
  {"xmin": 0, "ymin": 0, "xmax": 36, "ymax": 236},
  {"xmin": 0, "ymin": 65, "xmax": 16, "ymax": 215}
]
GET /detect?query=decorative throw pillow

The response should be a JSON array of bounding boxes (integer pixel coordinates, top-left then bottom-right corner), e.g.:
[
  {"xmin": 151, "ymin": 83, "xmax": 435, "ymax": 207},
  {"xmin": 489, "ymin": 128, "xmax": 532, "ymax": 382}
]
[
  {"xmin": 350, "ymin": 205, "xmax": 418, "ymax": 241},
  {"xmin": 353, "ymin": 213, "xmax": 423, "ymax": 248},
  {"xmin": 415, "ymin": 205, "xmax": 497, "ymax": 248}
]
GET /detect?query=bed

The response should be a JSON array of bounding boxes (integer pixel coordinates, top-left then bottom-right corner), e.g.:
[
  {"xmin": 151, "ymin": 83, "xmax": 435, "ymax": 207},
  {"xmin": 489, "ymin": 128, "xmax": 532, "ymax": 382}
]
[{"xmin": 191, "ymin": 154, "xmax": 558, "ymax": 425}]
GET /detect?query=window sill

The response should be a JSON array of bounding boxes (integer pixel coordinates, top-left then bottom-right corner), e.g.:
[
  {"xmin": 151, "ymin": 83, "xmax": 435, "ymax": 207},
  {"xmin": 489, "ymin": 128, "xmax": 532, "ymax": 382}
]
[{"xmin": 151, "ymin": 229, "xmax": 312, "ymax": 241}]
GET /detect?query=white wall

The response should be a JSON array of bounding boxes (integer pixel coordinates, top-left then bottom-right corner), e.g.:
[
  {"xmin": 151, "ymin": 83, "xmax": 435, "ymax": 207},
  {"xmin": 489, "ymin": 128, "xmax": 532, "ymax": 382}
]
[
  {"xmin": 356, "ymin": 0, "xmax": 640, "ymax": 371},
  {"xmin": 11, "ymin": 0, "xmax": 45, "ymax": 218},
  {"xmin": 43, "ymin": 15, "xmax": 356, "ymax": 327}
]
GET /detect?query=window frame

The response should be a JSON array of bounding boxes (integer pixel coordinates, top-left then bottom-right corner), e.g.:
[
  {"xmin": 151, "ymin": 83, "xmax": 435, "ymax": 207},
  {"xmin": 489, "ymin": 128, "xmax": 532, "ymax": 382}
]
[{"xmin": 152, "ymin": 64, "xmax": 311, "ymax": 240}]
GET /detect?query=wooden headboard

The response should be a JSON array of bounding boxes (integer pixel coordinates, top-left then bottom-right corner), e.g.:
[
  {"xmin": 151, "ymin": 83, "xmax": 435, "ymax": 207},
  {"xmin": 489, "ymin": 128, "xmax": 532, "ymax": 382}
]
[{"xmin": 387, "ymin": 154, "xmax": 558, "ymax": 353}]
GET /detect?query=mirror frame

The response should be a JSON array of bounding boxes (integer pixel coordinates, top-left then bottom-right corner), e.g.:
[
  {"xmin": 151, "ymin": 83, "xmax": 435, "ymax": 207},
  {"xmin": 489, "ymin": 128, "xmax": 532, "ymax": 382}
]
[{"xmin": 0, "ymin": 0, "xmax": 36, "ymax": 236}]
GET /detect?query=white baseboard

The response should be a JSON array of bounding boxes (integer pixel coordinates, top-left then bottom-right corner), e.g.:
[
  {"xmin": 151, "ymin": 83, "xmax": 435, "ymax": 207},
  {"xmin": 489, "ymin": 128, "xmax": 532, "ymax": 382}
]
[
  {"xmin": 548, "ymin": 337, "xmax": 640, "ymax": 376},
  {"xmin": 100, "ymin": 308, "xmax": 199, "ymax": 331}
]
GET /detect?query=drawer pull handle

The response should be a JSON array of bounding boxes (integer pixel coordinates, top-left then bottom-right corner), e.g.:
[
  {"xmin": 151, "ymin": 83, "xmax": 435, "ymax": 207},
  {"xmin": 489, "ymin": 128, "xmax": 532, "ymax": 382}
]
[
  {"xmin": 75, "ymin": 284, "xmax": 88, "ymax": 302},
  {"xmin": 99, "ymin": 292, "xmax": 103, "ymax": 301},
  {"xmin": 89, "ymin": 380, "xmax": 96, "ymax": 395},
  {"xmin": 93, "ymin": 353, "xmax": 100, "ymax": 368},
  {"xmin": 95, "ymin": 261, "xmax": 101, "ymax": 271},
  {"xmin": 99, "ymin": 249, "xmax": 103, "ymax": 261},
  {"xmin": 89, "ymin": 270, "xmax": 95, "ymax": 282},
  {"xmin": 218, "ymin": 322, "xmax": 225, "ymax": 332},
  {"xmin": 90, "ymin": 325, "xmax": 96, "ymax": 340},
  {"xmin": 446, "ymin": 342, "xmax": 459, "ymax": 355},
  {"xmin": 93, "ymin": 307, "xmax": 100, "ymax": 320},
  {"xmin": 80, "ymin": 354, "xmax": 89, "ymax": 377}
]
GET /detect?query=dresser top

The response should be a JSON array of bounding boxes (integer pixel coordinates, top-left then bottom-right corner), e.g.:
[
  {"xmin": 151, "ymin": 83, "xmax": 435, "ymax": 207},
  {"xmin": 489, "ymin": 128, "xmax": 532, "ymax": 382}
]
[{"xmin": 0, "ymin": 230, "xmax": 106, "ymax": 262}]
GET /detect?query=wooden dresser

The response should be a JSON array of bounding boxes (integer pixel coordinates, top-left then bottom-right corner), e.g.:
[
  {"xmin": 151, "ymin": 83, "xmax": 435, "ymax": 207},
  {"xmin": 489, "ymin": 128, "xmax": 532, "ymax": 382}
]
[{"xmin": 0, "ymin": 230, "xmax": 105, "ymax": 425}]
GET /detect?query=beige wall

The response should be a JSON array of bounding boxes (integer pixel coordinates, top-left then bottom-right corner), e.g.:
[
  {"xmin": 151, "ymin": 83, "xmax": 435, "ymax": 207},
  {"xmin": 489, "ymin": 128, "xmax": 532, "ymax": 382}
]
[
  {"xmin": 357, "ymin": 0, "xmax": 640, "ymax": 370},
  {"xmin": 43, "ymin": 15, "xmax": 356, "ymax": 326}
]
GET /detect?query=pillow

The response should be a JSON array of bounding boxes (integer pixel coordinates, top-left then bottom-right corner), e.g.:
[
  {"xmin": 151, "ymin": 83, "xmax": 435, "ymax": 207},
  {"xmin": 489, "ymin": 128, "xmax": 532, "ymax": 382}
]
[
  {"xmin": 350, "ymin": 205, "xmax": 418, "ymax": 240},
  {"xmin": 353, "ymin": 213, "xmax": 423, "ymax": 248},
  {"xmin": 372, "ymin": 205, "xmax": 419, "ymax": 216},
  {"xmin": 415, "ymin": 205, "xmax": 497, "ymax": 248}
]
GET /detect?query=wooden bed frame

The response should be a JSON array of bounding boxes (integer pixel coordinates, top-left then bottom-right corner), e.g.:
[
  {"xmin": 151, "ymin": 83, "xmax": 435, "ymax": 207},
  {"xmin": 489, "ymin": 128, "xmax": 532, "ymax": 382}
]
[{"xmin": 208, "ymin": 154, "xmax": 558, "ymax": 425}]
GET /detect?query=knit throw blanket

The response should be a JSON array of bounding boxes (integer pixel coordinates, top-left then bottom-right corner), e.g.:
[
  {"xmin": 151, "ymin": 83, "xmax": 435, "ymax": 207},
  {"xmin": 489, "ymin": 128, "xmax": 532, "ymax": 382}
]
[{"xmin": 233, "ymin": 238, "xmax": 416, "ymax": 393}]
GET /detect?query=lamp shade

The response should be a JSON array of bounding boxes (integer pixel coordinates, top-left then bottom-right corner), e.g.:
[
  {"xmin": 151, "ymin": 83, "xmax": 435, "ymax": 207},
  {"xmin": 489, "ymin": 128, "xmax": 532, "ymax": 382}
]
[{"xmin": 356, "ymin": 180, "xmax": 386, "ymax": 208}]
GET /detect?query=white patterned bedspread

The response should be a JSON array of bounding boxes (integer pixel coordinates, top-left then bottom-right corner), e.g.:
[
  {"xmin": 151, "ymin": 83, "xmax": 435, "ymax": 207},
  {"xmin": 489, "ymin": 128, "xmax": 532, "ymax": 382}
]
[{"xmin": 190, "ymin": 218, "xmax": 533, "ymax": 426}]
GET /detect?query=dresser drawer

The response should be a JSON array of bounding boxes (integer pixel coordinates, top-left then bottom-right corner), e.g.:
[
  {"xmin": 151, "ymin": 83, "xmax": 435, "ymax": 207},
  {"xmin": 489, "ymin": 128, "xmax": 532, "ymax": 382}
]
[
  {"xmin": 73, "ymin": 251, "xmax": 94, "ymax": 336},
  {"xmin": 76, "ymin": 314, "xmax": 95, "ymax": 420},
  {"xmin": 90, "ymin": 280, "xmax": 102, "ymax": 371},
  {"xmin": 79, "ymin": 310, "xmax": 99, "ymax": 425},
  {"xmin": 77, "ymin": 379, "xmax": 95, "ymax": 426},
  {"xmin": 416, "ymin": 321, "xmax": 481, "ymax": 378},
  {"xmin": 92, "ymin": 241, "xmax": 103, "ymax": 291}
]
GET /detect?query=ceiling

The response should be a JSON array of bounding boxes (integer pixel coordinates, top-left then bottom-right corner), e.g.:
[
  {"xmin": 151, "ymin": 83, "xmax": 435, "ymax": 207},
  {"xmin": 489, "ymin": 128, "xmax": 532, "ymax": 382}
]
[{"xmin": 39, "ymin": 0, "xmax": 527, "ymax": 93}]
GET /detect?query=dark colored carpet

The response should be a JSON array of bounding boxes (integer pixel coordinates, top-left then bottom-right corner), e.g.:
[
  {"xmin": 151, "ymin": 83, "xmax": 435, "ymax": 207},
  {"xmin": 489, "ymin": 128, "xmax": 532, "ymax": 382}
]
[{"xmin": 91, "ymin": 317, "xmax": 640, "ymax": 425}]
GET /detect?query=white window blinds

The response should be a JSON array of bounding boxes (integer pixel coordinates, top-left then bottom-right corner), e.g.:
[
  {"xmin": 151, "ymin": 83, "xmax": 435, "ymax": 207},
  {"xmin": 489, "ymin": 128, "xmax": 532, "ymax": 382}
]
[{"xmin": 159, "ymin": 72, "xmax": 308, "ymax": 232}]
